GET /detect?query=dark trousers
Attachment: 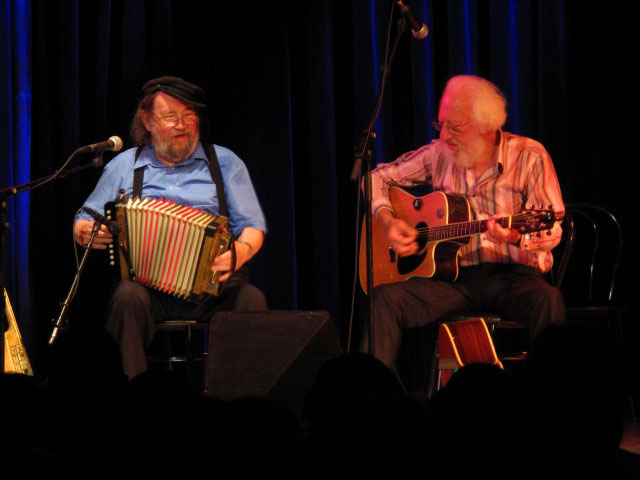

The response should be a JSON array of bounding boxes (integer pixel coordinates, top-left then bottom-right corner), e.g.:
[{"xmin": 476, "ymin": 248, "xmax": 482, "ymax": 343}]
[
  {"xmin": 365, "ymin": 263, "xmax": 566, "ymax": 368},
  {"xmin": 105, "ymin": 276, "xmax": 267, "ymax": 379}
]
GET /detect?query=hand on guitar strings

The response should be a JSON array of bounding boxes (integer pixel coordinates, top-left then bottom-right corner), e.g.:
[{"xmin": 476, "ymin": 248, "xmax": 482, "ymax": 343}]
[
  {"xmin": 379, "ymin": 209, "xmax": 419, "ymax": 257},
  {"xmin": 486, "ymin": 213, "xmax": 521, "ymax": 245},
  {"xmin": 73, "ymin": 218, "xmax": 114, "ymax": 249}
]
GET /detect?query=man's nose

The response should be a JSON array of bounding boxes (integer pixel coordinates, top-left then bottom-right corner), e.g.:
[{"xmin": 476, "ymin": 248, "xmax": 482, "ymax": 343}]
[{"xmin": 438, "ymin": 126, "xmax": 451, "ymax": 142}]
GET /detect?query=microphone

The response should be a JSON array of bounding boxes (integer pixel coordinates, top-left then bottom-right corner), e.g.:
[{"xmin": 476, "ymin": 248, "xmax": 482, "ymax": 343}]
[
  {"xmin": 58, "ymin": 156, "xmax": 104, "ymax": 179},
  {"xmin": 77, "ymin": 136, "xmax": 123, "ymax": 154},
  {"xmin": 397, "ymin": 0, "xmax": 429, "ymax": 40},
  {"xmin": 82, "ymin": 206, "xmax": 120, "ymax": 236}
]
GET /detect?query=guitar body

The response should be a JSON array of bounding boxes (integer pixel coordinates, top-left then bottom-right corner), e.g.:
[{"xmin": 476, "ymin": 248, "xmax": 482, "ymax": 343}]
[
  {"xmin": 359, "ymin": 189, "xmax": 472, "ymax": 293},
  {"xmin": 437, "ymin": 318, "xmax": 503, "ymax": 388}
]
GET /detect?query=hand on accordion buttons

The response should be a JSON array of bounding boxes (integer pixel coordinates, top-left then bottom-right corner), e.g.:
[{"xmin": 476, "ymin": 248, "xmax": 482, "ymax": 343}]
[
  {"xmin": 73, "ymin": 219, "xmax": 113, "ymax": 249},
  {"xmin": 211, "ymin": 241, "xmax": 251, "ymax": 281}
]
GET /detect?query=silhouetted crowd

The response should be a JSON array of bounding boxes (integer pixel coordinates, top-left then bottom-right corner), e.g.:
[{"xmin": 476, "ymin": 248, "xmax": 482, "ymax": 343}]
[{"xmin": 1, "ymin": 322, "xmax": 638, "ymax": 479}]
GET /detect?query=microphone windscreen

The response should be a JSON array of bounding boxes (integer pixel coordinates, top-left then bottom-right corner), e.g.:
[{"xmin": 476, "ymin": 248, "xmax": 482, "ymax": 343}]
[{"xmin": 109, "ymin": 136, "xmax": 124, "ymax": 152}]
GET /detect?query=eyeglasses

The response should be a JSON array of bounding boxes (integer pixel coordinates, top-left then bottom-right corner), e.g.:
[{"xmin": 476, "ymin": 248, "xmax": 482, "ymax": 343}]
[
  {"xmin": 432, "ymin": 120, "xmax": 472, "ymax": 135},
  {"xmin": 152, "ymin": 111, "xmax": 199, "ymax": 127}
]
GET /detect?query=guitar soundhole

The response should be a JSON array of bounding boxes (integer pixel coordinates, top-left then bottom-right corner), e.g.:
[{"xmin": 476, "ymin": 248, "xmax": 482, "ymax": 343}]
[{"xmin": 397, "ymin": 222, "xmax": 428, "ymax": 275}]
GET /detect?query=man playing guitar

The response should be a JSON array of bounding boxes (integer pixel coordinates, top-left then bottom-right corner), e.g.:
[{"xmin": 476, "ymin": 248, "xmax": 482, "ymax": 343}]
[{"xmin": 363, "ymin": 75, "xmax": 565, "ymax": 369}]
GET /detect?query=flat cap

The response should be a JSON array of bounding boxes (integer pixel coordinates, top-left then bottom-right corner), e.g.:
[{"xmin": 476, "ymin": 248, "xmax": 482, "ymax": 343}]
[{"xmin": 142, "ymin": 76, "xmax": 207, "ymax": 107}]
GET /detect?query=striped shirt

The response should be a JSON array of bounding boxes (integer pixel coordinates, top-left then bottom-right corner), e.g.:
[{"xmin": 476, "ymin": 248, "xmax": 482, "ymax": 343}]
[{"xmin": 371, "ymin": 131, "xmax": 565, "ymax": 272}]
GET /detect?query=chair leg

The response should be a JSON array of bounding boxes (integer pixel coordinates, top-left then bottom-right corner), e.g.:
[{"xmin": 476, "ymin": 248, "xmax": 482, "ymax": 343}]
[
  {"xmin": 185, "ymin": 325, "xmax": 193, "ymax": 386},
  {"xmin": 627, "ymin": 397, "xmax": 637, "ymax": 423},
  {"xmin": 164, "ymin": 332, "xmax": 173, "ymax": 371},
  {"xmin": 427, "ymin": 338, "xmax": 439, "ymax": 399},
  {"xmin": 614, "ymin": 311, "xmax": 636, "ymax": 422}
]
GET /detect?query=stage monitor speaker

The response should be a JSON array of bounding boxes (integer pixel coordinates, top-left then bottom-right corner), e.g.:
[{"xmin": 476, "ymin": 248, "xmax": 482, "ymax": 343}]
[{"xmin": 204, "ymin": 310, "xmax": 342, "ymax": 417}]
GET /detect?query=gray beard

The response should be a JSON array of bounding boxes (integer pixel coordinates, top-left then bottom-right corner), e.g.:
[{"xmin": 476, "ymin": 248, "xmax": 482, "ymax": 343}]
[
  {"xmin": 154, "ymin": 136, "xmax": 195, "ymax": 163},
  {"xmin": 156, "ymin": 144, "xmax": 193, "ymax": 163},
  {"xmin": 149, "ymin": 120, "xmax": 199, "ymax": 164}
]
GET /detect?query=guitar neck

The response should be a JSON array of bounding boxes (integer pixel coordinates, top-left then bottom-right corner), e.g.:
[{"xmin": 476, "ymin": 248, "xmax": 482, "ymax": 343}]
[{"xmin": 424, "ymin": 217, "xmax": 510, "ymax": 242}]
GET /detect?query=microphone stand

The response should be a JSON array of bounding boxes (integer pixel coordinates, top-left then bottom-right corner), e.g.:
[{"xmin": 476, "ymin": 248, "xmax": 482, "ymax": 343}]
[
  {"xmin": 0, "ymin": 154, "xmax": 104, "ymax": 369},
  {"xmin": 349, "ymin": 11, "xmax": 410, "ymax": 356},
  {"xmin": 48, "ymin": 219, "xmax": 103, "ymax": 344}
]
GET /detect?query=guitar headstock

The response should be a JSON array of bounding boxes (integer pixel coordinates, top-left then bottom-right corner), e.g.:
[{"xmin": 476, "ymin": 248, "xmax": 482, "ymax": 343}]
[{"xmin": 511, "ymin": 208, "xmax": 556, "ymax": 235}]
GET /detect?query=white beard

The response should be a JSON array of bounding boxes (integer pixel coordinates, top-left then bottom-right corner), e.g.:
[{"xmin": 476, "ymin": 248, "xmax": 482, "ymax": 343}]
[
  {"xmin": 442, "ymin": 144, "xmax": 474, "ymax": 168},
  {"xmin": 441, "ymin": 138, "xmax": 488, "ymax": 169}
]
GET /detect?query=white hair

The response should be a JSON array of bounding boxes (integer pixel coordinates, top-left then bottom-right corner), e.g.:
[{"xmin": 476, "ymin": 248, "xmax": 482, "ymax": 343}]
[{"xmin": 441, "ymin": 75, "xmax": 507, "ymax": 131}]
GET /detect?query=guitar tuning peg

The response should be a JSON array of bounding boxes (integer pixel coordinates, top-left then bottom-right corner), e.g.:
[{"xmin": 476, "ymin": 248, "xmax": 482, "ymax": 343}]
[
  {"xmin": 546, "ymin": 230, "xmax": 552, "ymax": 235},
  {"xmin": 536, "ymin": 232, "xmax": 542, "ymax": 238},
  {"xmin": 548, "ymin": 205, "xmax": 553, "ymax": 209},
  {"xmin": 539, "ymin": 204, "xmax": 544, "ymax": 209}
]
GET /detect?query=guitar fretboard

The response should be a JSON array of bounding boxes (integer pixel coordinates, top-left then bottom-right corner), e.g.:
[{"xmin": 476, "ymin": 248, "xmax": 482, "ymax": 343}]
[{"xmin": 417, "ymin": 217, "xmax": 514, "ymax": 242}]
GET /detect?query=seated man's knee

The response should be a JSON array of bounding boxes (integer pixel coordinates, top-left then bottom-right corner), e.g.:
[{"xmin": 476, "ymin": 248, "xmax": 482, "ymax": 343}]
[
  {"xmin": 111, "ymin": 280, "xmax": 151, "ymax": 308},
  {"xmin": 372, "ymin": 283, "xmax": 396, "ymax": 307},
  {"xmin": 233, "ymin": 283, "xmax": 267, "ymax": 311},
  {"xmin": 539, "ymin": 283, "xmax": 566, "ymax": 317}
]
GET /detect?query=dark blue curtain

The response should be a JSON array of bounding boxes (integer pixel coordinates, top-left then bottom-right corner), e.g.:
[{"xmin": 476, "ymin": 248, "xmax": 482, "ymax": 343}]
[
  {"xmin": 1, "ymin": 0, "xmax": 31, "ymax": 345},
  {"xmin": 2, "ymin": 0, "xmax": 639, "ymax": 373}
]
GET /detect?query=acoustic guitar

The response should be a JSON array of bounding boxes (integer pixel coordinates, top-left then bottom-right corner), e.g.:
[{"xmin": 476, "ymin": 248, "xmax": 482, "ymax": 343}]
[
  {"xmin": 3, "ymin": 288, "xmax": 33, "ymax": 375},
  {"xmin": 437, "ymin": 317, "xmax": 503, "ymax": 388},
  {"xmin": 359, "ymin": 187, "xmax": 556, "ymax": 293}
]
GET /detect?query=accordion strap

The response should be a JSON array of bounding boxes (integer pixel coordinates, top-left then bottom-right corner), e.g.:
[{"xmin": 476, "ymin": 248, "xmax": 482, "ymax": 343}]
[
  {"xmin": 133, "ymin": 165, "xmax": 144, "ymax": 200},
  {"xmin": 202, "ymin": 145, "xmax": 237, "ymax": 274},
  {"xmin": 204, "ymin": 144, "xmax": 229, "ymax": 218}
]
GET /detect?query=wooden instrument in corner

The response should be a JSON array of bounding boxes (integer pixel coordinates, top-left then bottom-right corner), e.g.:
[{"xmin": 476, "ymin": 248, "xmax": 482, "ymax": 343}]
[
  {"xmin": 437, "ymin": 318, "xmax": 503, "ymax": 388},
  {"xmin": 359, "ymin": 188, "xmax": 556, "ymax": 293},
  {"xmin": 3, "ymin": 288, "xmax": 33, "ymax": 375}
]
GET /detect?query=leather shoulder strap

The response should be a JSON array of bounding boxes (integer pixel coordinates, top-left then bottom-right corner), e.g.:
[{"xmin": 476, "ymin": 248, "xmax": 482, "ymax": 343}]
[
  {"xmin": 133, "ymin": 146, "xmax": 145, "ymax": 198},
  {"xmin": 205, "ymin": 144, "xmax": 229, "ymax": 218}
]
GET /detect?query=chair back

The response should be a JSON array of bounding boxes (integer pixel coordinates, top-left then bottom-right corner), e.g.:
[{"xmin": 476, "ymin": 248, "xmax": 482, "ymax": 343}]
[
  {"xmin": 548, "ymin": 209, "xmax": 575, "ymax": 290},
  {"xmin": 553, "ymin": 203, "xmax": 623, "ymax": 306}
]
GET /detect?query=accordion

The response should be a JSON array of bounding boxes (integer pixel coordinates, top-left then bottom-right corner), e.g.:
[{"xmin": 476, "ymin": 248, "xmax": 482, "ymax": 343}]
[{"xmin": 105, "ymin": 196, "xmax": 233, "ymax": 302}]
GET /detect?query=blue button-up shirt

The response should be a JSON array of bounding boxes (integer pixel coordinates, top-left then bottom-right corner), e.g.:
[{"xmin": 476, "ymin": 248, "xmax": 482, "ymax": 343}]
[{"xmin": 77, "ymin": 143, "xmax": 266, "ymax": 237}]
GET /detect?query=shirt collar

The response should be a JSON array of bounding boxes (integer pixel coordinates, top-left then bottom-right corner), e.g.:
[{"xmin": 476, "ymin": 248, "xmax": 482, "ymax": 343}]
[{"xmin": 136, "ymin": 142, "xmax": 208, "ymax": 168}]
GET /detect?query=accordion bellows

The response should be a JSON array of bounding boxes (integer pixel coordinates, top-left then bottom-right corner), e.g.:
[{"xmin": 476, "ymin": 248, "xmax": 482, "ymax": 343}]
[{"xmin": 105, "ymin": 196, "xmax": 232, "ymax": 301}]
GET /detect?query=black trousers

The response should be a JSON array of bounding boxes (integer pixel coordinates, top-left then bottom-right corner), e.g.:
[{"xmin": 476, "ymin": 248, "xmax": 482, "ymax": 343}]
[
  {"xmin": 365, "ymin": 263, "xmax": 566, "ymax": 368},
  {"xmin": 105, "ymin": 275, "xmax": 267, "ymax": 379}
]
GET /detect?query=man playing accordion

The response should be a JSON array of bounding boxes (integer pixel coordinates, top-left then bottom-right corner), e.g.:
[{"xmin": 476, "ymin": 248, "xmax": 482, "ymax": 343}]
[{"xmin": 73, "ymin": 76, "xmax": 267, "ymax": 379}]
